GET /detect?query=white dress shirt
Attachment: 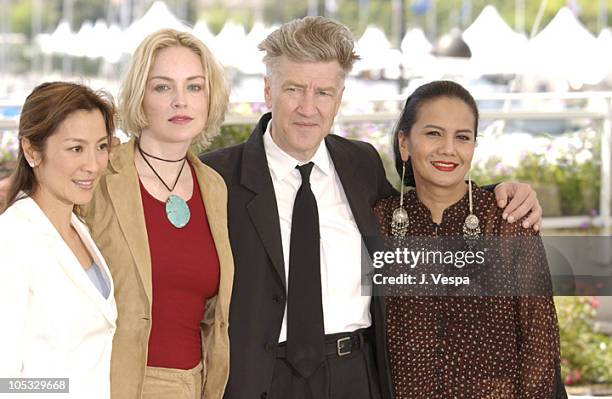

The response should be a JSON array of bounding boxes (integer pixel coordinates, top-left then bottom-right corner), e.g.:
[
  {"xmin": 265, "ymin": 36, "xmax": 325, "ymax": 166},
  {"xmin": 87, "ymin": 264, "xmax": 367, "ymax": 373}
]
[{"xmin": 263, "ymin": 121, "xmax": 371, "ymax": 342}]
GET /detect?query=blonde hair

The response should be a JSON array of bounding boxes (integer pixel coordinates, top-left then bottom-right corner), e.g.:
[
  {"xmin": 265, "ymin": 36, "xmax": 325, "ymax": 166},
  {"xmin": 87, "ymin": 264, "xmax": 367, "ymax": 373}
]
[
  {"xmin": 118, "ymin": 29, "xmax": 229, "ymax": 147},
  {"xmin": 258, "ymin": 16, "xmax": 360, "ymax": 78}
]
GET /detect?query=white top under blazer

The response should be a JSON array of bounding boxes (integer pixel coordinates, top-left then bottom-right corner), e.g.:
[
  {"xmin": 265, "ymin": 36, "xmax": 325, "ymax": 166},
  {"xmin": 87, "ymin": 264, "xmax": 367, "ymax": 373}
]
[{"xmin": 0, "ymin": 197, "xmax": 117, "ymax": 398}]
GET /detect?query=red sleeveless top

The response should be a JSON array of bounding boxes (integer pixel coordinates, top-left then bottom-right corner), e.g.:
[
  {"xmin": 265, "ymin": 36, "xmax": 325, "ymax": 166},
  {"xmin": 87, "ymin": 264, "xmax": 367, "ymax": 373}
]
[{"xmin": 140, "ymin": 162, "xmax": 220, "ymax": 369}]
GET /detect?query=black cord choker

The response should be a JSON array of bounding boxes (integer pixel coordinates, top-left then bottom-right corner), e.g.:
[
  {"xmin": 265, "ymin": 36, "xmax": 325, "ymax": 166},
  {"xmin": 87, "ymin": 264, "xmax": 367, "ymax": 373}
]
[{"xmin": 137, "ymin": 142, "xmax": 187, "ymax": 163}]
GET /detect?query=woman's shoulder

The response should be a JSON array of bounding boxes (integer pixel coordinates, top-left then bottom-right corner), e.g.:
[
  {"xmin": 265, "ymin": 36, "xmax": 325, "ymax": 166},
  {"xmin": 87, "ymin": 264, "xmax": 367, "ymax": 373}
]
[
  {"xmin": 0, "ymin": 199, "xmax": 43, "ymax": 252},
  {"xmin": 0, "ymin": 204, "xmax": 21, "ymax": 235},
  {"xmin": 373, "ymin": 195, "xmax": 401, "ymax": 216},
  {"xmin": 373, "ymin": 195, "xmax": 401, "ymax": 235},
  {"xmin": 473, "ymin": 186, "xmax": 537, "ymax": 237},
  {"xmin": 1, "ymin": 197, "xmax": 39, "ymax": 225}
]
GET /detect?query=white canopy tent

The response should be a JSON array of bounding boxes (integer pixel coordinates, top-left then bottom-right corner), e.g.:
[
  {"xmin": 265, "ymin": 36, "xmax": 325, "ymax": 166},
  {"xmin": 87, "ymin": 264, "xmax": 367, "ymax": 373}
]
[
  {"xmin": 35, "ymin": 32, "xmax": 52, "ymax": 55},
  {"xmin": 597, "ymin": 28, "xmax": 612, "ymax": 86},
  {"xmin": 71, "ymin": 21, "xmax": 95, "ymax": 58},
  {"xmin": 399, "ymin": 28, "xmax": 435, "ymax": 77},
  {"xmin": 122, "ymin": 1, "xmax": 191, "ymax": 54},
  {"xmin": 36, "ymin": 20, "xmax": 122, "ymax": 63},
  {"xmin": 39, "ymin": 21, "xmax": 75, "ymax": 56},
  {"xmin": 31, "ymin": 3, "xmax": 612, "ymax": 87},
  {"xmin": 463, "ymin": 5, "xmax": 528, "ymax": 76},
  {"xmin": 353, "ymin": 26, "xmax": 396, "ymax": 77},
  {"xmin": 240, "ymin": 22, "xmax": 276, "ymax": 75},
  {"xmin": 526, "ymin": 7, "xmax": 608, "ymax": 87},
  {"xmin": 103, "ymin": 23, "xmax": 124, "ymax": 63},
  {"xmin": 192, "ymin": 20, "xmax": 215, "ymax": 48},
  {"xmin": 211, "ymin": 21, "xmax": 249, "ymax": 69},
  {"xmin": 401, "ymin": 28, "xmax": 432, "ymax": 56}
]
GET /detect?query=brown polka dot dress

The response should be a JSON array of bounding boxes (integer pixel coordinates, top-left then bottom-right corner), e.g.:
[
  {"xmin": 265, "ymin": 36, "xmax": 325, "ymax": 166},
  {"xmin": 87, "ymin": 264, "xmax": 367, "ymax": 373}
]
[{"xmin": 373, "ymin": 186, "xmax": 560, "ymax": 399}]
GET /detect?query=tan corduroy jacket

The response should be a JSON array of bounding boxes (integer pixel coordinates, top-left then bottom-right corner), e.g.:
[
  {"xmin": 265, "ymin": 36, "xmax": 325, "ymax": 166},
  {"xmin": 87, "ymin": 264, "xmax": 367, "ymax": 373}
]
[{"xmin": 81, "ymin": 139, "xmax": 233, "ymax": 398}]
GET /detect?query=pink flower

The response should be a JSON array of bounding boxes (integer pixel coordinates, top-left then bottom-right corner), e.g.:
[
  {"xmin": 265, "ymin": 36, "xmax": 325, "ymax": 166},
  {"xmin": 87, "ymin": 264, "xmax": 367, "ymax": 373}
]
[
  {"xmin": 564, "ymin": 370, "xmax": 581, "ymax": 385},
  {"xmin": 589, "ymin": 297, "xmax": 600, "ymax": 309}
]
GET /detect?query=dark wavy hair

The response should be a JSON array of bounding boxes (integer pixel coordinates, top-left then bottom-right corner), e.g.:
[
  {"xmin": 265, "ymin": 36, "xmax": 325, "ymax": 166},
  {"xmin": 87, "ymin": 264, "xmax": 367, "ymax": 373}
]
[
  {"xmin": 4, "ymin": 82, "xmax": 115, "ymax": 211},
  {"xmin": 392, "ymin": 80, "xmax": 479, "ymax": 187}
]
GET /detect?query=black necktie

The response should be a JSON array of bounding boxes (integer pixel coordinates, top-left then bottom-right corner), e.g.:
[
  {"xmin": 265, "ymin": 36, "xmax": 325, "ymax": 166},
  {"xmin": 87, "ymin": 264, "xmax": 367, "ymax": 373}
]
[{"xmin": 286, "ymin": 162, "xmax": 326, "ymax": 377}]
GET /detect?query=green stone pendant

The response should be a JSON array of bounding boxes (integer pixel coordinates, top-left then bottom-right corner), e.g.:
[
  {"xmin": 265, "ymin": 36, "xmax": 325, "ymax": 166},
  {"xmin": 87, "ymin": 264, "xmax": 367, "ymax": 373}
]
[{"xmin": 165, "ymin": 194, "xmax": 190, "ymax": 228}]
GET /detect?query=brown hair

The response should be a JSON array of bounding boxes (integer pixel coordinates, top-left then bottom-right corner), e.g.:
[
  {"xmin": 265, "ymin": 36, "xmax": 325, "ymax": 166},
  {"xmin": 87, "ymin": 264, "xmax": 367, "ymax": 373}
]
[
  {"xmin": 259, "ymin": 16, "xmax": 360, "ymax": 77},
  {"xmin": 4, "ymin": 81, "xmax": 115, "ymax": 211},
  {"xmin": 118, "ymin": 29, "xmax": 229, "ymax": 147}
]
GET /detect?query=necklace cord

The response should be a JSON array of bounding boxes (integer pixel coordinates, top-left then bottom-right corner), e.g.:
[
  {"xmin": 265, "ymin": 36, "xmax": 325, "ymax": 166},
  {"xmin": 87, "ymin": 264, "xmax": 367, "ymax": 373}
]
[
  {"xmin": 137, "ymin": 143, "xmax": 186, "ymax": 193},
  {"xmin": 137, "ymin": 140, "xmax": 187, "ymax": 162}
]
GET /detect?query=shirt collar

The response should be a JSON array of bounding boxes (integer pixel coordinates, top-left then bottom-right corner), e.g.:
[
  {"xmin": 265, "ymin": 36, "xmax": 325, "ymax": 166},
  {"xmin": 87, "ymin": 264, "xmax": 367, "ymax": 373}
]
[{"xmin": 263, "ymin": 118, "xmax": 332, "ymax": 182}]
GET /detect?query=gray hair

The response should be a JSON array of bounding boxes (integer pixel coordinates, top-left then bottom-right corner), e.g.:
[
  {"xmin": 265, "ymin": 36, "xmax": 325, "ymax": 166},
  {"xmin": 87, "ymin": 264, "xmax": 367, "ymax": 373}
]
[{"xmin": 258, "ymin": 16, "xmax": 360, "ymax": 78}]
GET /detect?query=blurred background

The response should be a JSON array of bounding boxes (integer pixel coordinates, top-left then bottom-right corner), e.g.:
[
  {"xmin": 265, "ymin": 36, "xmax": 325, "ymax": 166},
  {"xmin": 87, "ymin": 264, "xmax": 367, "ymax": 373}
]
[{"xmin": 2, "ymin": 0, "xmax": 612, "ymax": 395}]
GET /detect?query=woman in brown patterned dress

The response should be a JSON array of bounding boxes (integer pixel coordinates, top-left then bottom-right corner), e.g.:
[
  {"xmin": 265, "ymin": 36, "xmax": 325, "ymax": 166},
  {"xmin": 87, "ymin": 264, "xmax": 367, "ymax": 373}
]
[{"xmin": 373, "ymin": 81, "xmax": 561, "ymax": 398}]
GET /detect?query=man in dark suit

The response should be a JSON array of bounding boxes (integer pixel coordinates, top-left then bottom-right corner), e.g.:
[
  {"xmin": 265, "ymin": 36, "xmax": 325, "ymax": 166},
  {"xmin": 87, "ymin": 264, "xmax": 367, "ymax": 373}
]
[{"xmin": 201, "ymin": 16, "xmax": 543, "ymax": 399}]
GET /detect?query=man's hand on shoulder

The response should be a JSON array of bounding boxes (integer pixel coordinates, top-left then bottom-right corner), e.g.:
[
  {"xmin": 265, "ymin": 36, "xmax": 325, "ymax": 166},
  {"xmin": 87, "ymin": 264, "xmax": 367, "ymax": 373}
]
[{"xmin": 494, "ymin": 181, "xmax": 542, "ymax": 231}]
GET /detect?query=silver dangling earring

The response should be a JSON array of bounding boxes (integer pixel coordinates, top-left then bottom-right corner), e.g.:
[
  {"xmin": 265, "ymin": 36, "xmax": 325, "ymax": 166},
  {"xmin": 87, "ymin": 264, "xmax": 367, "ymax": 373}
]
[
  {"xmin": 391, "ymin": 161, "xmax": 409, "ymax": 237},
  {"xmin": 463, "ymin": 175, "xmax": 480, "ymax": 242}
]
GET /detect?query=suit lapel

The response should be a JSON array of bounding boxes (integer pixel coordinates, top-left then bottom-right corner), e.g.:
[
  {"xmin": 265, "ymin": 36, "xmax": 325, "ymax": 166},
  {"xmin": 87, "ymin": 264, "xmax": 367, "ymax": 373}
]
[
  {"xmin": 106, "ymin": 140, "xmax": 153, "ymax": 304},
  {"xmin": 241, "ymin": 114, "xmax": 286, "ymax": 288},
  {"xmin": 326, "ymin": 138, "xmax": 379, "ymax": 238}
]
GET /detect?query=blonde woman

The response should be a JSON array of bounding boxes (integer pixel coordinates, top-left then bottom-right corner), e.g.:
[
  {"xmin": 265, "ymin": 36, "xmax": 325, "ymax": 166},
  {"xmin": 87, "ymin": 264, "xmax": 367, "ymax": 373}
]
[{"xmin": 81, "ymin": 29, "xmax": 233, "ymax": 398}]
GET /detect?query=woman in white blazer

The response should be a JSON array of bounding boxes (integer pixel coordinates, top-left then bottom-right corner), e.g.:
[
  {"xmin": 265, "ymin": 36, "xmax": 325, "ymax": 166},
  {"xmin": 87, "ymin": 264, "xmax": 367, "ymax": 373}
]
[{"xmin": 0, "ymin": 82, "xmax": 117, "ymax": 398}]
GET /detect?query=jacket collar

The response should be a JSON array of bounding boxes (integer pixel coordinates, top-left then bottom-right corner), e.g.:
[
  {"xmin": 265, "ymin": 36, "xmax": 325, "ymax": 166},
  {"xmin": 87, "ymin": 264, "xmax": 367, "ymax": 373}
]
[
  {"xmin": 8, "ymin": 197, "xmax": 117, "ymax": 325},
  {"xmin": 106, "ymin": 138, "xmax": 154, "ymax": 304}
]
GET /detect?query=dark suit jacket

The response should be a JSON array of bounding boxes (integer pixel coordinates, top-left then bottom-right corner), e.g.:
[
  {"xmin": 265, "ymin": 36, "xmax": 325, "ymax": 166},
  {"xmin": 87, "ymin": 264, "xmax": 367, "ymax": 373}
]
[{"xmin": 200, "ymin": 113, "xmax": 396, "ymax": 399}]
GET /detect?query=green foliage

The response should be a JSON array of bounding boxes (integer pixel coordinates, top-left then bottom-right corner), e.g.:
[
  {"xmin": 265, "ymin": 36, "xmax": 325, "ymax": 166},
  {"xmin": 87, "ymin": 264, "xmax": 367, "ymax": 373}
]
[
  {"xmin": 471, "ymin": 154, "xmax": 600, "ymax": 217},
  {"xmin": 516, "ymin": 154, "xmax": 599, "ymax": 216},
  {"xmin": 470, "ymin": 131, "xmax": 600, "ymax": 217},
  {"xmin": 10, "ymin": 0, "xmax": 34, "ymax": 37},
  {"xmin": 556, "ymin": 297, "xmax": 612, "ymax": 385},
  {"xmin": 72, "ymin": 0, "xmax": 107, "ymax": 29},
  {"xmin": 199, "ymin": 4, "xmax": 255, "ymax": 34},
  {"xmin": 10, "ymin": 0, "xmax": 612, "ymax": 39},
  {"xmin": 264, "ymin": 0, "xmax": 308, "ymax": 25},
  {"xmin": 203, "ymin": 124, "xmax": 253, "ymax": 153},
  {"xmin": 10, "ymin": 0, "xmax": 106, "ymax": 37}
]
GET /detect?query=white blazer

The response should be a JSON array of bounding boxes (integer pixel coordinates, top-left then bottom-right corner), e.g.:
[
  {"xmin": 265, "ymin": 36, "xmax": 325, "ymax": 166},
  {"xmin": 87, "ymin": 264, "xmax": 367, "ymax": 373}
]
[{"xmin": 0, "ymin": 197, "xmax": 117, "ymax": 398}]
